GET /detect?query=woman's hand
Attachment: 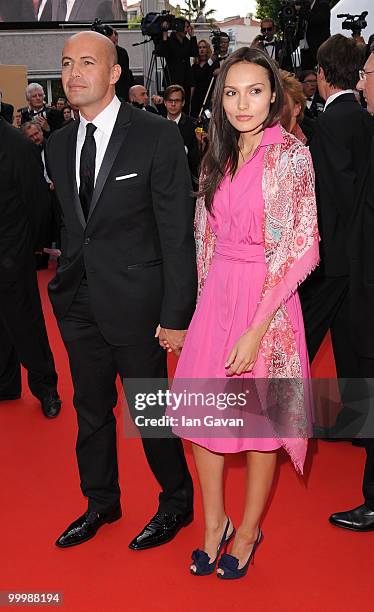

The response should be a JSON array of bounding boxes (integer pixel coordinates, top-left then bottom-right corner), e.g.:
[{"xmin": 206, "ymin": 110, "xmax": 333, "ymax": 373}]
[{"xmin": 225, "ymin": 328, "xmax": 263, "ymax": 376}]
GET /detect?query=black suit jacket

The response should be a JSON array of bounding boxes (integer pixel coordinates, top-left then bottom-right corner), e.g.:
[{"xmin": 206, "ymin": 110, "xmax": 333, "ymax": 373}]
[
  {"xmin": 0, "ymin": 102, "xmax": 14, "ymax": 124},
  {"xmin": 156, "ymin": 34, "xmax": 199, "ymax": 88},
  {"xmin": 46, "ymin": 102, "xmax": 197, "ymax": 345},
  {"xmin": 115, "ymin": 45, "xmax": 134, "ymax": 102},
  {"xmin": 349, "ymin": 126, "xmax": 374, "ymax": 358},
  {"xmin": 0, "ymin": 118, "xmax": 49, "ymax": 281},
  {"xmin": 305, "ymin": 0, "xmax": 331, "ymax": 54},
  {"xmin": 310, "ymin": 93, "xmax": 373, "ymax": 277},
  {"xmin": 177, "ymin": 113, "xmax": 199, "ymax": 186}
]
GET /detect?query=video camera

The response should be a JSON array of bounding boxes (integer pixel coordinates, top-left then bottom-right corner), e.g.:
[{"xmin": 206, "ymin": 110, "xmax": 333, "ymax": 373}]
[
  {"xmin": 279, "ymin": 0, "xmax": 310, "ymax": 33},
  {"xmin": 210, "ymin": 29, "xmax": 229, "ymax": 57},
  {"xmin": 141, "ymin": 11, "xmax": 186, "ymax": 40},
  {"xmin": 337, "ymin": 11, "xmax": 368, "ymax": 37}
]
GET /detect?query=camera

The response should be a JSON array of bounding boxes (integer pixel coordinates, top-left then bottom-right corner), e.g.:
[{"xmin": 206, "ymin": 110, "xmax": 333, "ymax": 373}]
[
  {"xmin": 91, "ymin": 18, "xmax": 114, "ymax": 37},
  {"xmin": 210, "ymin": 30, "xmax": 229, "ymax": 58},
  {"xmin": 279, "ymin": 0, "xmax": 310, "ymax": 33},
  {"xmin": 141, "ymin": 11, "xmax": 185, "ymax": 40},
  {"xmin": 337, "ymin": 11, "xmax": 368, "ymax": 37}
]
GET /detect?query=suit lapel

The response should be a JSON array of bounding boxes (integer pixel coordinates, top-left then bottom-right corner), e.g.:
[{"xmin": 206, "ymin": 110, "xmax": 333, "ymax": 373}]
[
  {"xmin": 67, "ymin": 120, "xmax": 86, "ymax": 228},
  {"xmin": 87, "ymin": 103, "xmax": 132, "ymax": 223}
]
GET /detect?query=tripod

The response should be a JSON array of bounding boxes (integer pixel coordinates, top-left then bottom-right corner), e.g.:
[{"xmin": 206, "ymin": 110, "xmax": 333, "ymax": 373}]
[
  {"xmin": 145, "ymin": 48, "xmax": 170, "ymax": 94},
  {"xmin": 133, "ymin": 38, "xmax": 170, "ymax": 96}
]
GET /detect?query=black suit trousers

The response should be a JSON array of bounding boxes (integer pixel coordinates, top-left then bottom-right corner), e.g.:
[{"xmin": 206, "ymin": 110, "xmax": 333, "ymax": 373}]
[
  {"xmin": 0, "ymin": 263, "xmax": 58, "ymax": 399},
  {"xmin": 57, "ymin": 280, "xmax": 193, "ymax": 514},
  {"xmin": 299, "ymin": 273, "xmax": 374, "ymax": 507}
]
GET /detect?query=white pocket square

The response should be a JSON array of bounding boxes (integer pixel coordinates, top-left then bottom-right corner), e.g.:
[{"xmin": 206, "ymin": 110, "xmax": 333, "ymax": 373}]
[{"xmin": 116, "ymin": 173, "xmax": 138, "ymax": 181}]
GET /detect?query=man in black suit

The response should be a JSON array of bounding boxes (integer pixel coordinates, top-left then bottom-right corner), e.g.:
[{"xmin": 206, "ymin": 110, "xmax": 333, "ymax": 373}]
[
  {"xmin": 156, "ymin": 20, "xmax": 199, "ymax": 113},
  {"xmin": 0, "ymin": 98, "xmax": 14, "ymax": 124},
  {"xmin": 298, "ymin": 0, "xmax": 331, "ymax": 70},
  {"xmin": 300, "ymin": 35, "xmax": 371, "ymax": 377},
  {"xmin": 0, "ymin": 117, "xmax": 61, "ymax": 417},
  {"xmin": 20, "ymin": 83, "xmax": 63, "ymax": 137},
  {"xmin": 163, "ymin": 85, "xmax": 199, "ymax": 188},
  {"xmin": 46, "ymin": 31, "xmax": 196, "ymax": 549},
  {"xmin": 327, "ymin": 47, "xmax": 374, "ymax": 533},
  {"xmin": 300, "ymin": 35, "xmax": 374, "ymax": 494},
  {"xmin": 257, "ymin": 18, "xmax": 283, "ymax": 65}
]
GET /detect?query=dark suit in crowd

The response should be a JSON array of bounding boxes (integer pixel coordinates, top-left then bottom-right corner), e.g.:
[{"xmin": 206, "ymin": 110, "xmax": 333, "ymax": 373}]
[
  {"xmin": 175, "ymin": 112, "xmax": 199, "ymax": 188},
  {"xmin": 348, "ymin": 128, "xmax": 374, "ymax": 512},
  {"xmin": 300, "ymin": 94, "xmax": 373, "ymax": 370},
  {"xmin": 115, "ymin": 45, "xmax": 134, "ymax": 102},
  {"xmin": 46, "ymin": 101, "xmax": 196, "ymax": 518},
  {"xmin": 300, "ymin": 0, "xmax": 331, "ymax": 70},
  {"xmin": 0, "ymin": 118, "xmax": 58, "ymax": 401},
  {"xmin": 156, "ymin": 33, "xmax": 199, "ymax": 111},
  {"xmin": 0, "ymin": 101, "xmax": 14, "ymax": 124},
  {"xmin": 300, "ymin": 93, "xmax": 374, "ymax": 446}
]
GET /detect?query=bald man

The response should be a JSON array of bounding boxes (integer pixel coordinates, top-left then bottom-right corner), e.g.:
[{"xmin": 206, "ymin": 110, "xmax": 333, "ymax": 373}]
[
  {"xmin": 128, "ymin": 85, "xmax": 159, "ymax": 114},
  {"xmin": 46, "ymin": 32, "xmax": 196, "ymax": 549}
]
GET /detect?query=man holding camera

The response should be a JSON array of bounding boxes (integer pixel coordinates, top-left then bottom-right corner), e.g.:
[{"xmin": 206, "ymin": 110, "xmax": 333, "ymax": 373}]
[{"xmin": 155, "ymin": 19, "xmax": 198, "ymax": 114}]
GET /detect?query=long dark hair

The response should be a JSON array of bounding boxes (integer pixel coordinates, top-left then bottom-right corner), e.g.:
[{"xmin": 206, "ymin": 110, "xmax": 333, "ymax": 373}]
[{"xmin": 200, "ymin": 47, "xmax": 284, "ymax": 212}]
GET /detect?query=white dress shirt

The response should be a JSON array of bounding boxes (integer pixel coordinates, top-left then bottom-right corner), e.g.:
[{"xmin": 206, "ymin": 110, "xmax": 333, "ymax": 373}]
[
  {"xmin": 76, "ymin": 95, "xmax": 121, "ymax": 191},
  {"xmin": 167, "ymin": 113, "xmax": 182, "ymax": 125},
  {"xmin": 324, "ymin": 90, "xmax": 355, "ymax": 111}
]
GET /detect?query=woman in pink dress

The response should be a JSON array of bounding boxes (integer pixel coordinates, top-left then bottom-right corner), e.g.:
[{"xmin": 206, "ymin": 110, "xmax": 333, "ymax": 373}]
[{"xmin": 164, "ymin": 47, "xmax": 319, "ymax": 579}]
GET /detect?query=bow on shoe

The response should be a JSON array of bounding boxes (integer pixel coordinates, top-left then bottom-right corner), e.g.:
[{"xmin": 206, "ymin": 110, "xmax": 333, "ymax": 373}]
[
  {"xmin": 191, "ymin": 548, "xmax": 211, "ymax": 570},
  {"xmin": 218, "ymin": 553, "xmax": 239, "ymax": 575}
]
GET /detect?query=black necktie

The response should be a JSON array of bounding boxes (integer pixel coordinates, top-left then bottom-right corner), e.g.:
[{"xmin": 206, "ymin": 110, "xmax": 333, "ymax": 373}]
[
  {"xmin": 57, "ymin": 0, "xmax": 67, "ymax": 21},
  {"xmin": 264, "ymin": 42, "xmax": 275, "ymax": 47},
  {"xmin": 79, "ymin": 123, "xmax": 97, "ymax": 221}
]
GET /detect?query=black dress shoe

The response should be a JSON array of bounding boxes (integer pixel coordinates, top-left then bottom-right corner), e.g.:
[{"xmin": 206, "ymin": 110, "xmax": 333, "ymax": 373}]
[
  {"xmin": 329, "ymin": 504, "xmax": 374, "ymax": 532},
  {"xmin": 39, "ymin": 393, "xmax": 62, "ymax": 418},
  {"xmin": 129, "ymin": 510, "xmax": 193, "ymax": 551},
  {"xmin": 55, "ymin": 506, "xmax": 122, "ymax": 548},
  {"xmin": 0, "ymin": 393, "xmax": 21, "ymax": 401}
]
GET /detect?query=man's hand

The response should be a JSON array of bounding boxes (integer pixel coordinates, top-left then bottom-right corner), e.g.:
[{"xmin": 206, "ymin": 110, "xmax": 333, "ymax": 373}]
[
  {"xmin": 152, "ymin": 94, "xmax": 164, "ymax": 105},
  {"xmin": 35, "ymin": 115, "xmax": 50, "ymax": 132},
  {"xmin": 155, "ymin": 325, "xmax": 187, "ymax": 356}
]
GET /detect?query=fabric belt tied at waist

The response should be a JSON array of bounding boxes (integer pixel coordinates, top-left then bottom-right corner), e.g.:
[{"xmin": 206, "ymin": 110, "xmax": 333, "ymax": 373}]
[{"xmin": 214, "ymin": 241, "xmax": 265, "ymax": 264}]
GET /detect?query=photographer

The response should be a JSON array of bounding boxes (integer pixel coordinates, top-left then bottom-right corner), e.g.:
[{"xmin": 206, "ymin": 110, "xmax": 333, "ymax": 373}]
[
  {"xmin": 155, "ymin": 19, "xmax": 199, "ymax": 113},
  {"xmin": 297, "ymin": 0, "xmax": 331, "ymax": 70}
]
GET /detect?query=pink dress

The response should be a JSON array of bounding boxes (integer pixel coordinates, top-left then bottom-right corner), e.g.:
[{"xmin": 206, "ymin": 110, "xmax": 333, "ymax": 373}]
[{"xmin": 172, "ymin": 125, "xmax": 312, "ymax": 455}]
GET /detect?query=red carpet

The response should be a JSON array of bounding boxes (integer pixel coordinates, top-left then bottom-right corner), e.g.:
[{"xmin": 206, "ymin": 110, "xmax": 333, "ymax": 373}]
[{"xmin": 0, "ymin": 268, "xmax": 372, "ymax": 611}]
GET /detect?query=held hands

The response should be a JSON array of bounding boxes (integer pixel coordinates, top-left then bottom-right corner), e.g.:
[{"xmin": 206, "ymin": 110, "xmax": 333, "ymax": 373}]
[
  {"xmin": 225, "ymin": 328, "xmax": 263, "ymax": 376},
  {"xmin": 155, "ymin": 325, "xmax": 187, "ymax": 357}
]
